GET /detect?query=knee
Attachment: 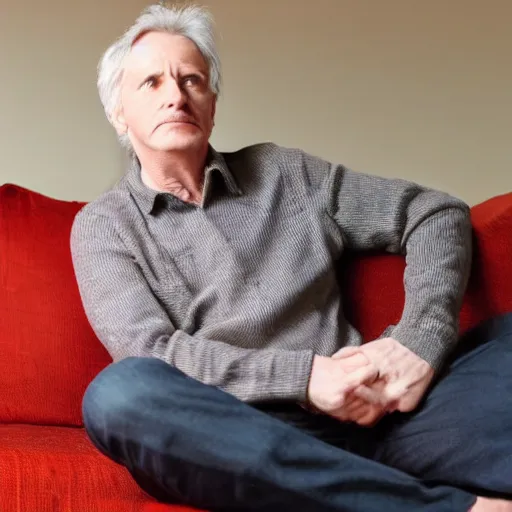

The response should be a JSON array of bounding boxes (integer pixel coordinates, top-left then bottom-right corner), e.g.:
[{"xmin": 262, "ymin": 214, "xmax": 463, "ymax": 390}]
[{"xmin": 82, "ymin": 357, "xmax": 181, "ymax": 439}]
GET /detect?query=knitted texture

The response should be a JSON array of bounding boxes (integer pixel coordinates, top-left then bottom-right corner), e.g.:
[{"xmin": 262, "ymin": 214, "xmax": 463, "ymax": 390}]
[{"xmin": 71, "ymin": 143, "xmax": 472, "ymax": 403}]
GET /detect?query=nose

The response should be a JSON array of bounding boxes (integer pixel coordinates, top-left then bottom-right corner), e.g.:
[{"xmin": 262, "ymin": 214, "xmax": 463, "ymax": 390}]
[{"xmin": 162, "ymin": 77, "xmax": 187, "ymax": 109}]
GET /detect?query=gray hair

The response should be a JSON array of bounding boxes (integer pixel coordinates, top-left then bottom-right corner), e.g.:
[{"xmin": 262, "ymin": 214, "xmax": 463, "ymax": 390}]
[{"xmin": 97, "ymin": 3, "xmax": 221, "ymax": 146}]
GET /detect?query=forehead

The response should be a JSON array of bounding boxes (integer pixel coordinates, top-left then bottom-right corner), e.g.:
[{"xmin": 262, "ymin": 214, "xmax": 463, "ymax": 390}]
[{"xmin": 124, "ymin": 31, "xmax": 208, "ymax": 74}]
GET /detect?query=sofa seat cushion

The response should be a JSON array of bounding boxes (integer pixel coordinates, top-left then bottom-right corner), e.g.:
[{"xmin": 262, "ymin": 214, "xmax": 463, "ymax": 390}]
[{"xmin": 0, "ymin": 424, "xmax": 201, "ymax": 512}]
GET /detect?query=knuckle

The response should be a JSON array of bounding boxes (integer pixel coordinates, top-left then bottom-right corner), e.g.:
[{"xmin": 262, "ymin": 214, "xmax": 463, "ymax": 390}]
[{"xmin": 356, "ymin": 415, "xmax": 376, "ymax": 427}]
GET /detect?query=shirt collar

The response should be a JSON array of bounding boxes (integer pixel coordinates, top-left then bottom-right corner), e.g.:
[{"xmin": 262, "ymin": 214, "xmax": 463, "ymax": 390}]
[{"xmin": 126, "ymin": 146, "xmax": 242, "ymax": 215}]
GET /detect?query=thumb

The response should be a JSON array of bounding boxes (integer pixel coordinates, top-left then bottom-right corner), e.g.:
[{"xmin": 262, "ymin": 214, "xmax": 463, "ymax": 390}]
[{"xmin": 332, "ymin": 346, "xmax": 361, "ymax": 360}]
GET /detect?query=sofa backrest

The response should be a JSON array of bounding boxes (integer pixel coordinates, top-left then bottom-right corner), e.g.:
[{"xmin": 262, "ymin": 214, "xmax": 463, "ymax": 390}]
[
  {"xmin": 0, "ymin": 184, "xmax": 111, "ymax": 425},
  {"xmin": 1, "ymin": 183, "xmax": 511, "ymax": 426},
  {"xmin": 342, "ymin": 191, "xmax": 512, "ymax": 341}
]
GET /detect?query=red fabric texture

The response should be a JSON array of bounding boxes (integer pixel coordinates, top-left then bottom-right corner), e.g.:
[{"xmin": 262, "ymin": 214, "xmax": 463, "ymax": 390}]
[
  {"xmin": 0, "ymin": 184, "xmax": 111, "ymax": 425},
  {"xmin": 343, "ymin": 192, "xmax": 512, "ymax": 341},
  {"xmin": 459, "ymin": 193, "xmax": 512, "ymax": 332},
  {"xmin": 0, "ymin": 424, "xmax": 200, "ymax": 512}
]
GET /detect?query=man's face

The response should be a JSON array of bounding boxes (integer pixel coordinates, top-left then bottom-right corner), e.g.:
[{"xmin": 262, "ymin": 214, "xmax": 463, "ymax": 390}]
[{"xmin": 114, "ymin": 31, "xmax": 216, "ymax": 155}]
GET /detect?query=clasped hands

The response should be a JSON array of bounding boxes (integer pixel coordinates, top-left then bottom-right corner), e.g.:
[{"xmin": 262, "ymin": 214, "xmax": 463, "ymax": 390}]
[{"xmin": 307, "ymin": 338, "xmax": 435, "ymax": 426}]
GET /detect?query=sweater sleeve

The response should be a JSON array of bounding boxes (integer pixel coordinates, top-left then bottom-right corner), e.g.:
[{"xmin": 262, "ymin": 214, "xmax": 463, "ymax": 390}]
[
  {"xmin": 70, "ymin": 211, "xmax": 314, "ymax": 403},
  {"xmin": 300, "ymin": 150, "xmax": 472, "ymax": 370}
]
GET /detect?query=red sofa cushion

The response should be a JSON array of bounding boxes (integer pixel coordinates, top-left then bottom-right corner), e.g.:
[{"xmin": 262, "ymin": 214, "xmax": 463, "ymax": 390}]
[
  {"xmin": 0, "ymin": 424, "xmax": 200, "ymax": 512},
  {"xmin": 459, "ymin": 192, "xmax": 512, "ymax": 332},
  {"xmin": 0, "ymin": 184, "xmax": 111, "ymax": 425},
  {"xmin": 342, "ymin": 192, "xmax": 512, "ymax": 341}
]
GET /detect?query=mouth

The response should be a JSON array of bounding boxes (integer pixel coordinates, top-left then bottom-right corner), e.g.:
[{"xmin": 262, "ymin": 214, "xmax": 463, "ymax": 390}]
[{"xmin": 158, "ymin": 119, "xmax": 198, "ymax": 129}]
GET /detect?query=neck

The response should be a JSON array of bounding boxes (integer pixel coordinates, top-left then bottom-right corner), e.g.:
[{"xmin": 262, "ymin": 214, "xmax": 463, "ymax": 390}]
[{"xmin": 138, "ymin": 145, "xmax": 209, "ymax": 204}]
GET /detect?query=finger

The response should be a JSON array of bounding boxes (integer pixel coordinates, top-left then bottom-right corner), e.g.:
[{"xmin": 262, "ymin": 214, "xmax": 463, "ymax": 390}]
[
  {"xmin": 346, "ymin": 384, "xmax": 383, "ymax": 407},
  {"xmin": 334, "ymin": 402, "xmax": 383, "ymax": 425},
  {"xmin": 352, "ymin": 384, "xmax": 390, "ymax": 406},
  {"xmin": 332, "ymin": 346, "xmax": 362, "ymax": 360},
  {"xmin": 354, "ymin": 407, "xmax": 386, "ymax": 427},
  {"xmin": 343, "ymin": 364, "xmax": 379, "ymax": 392},
  {"xmin": 344, "ymin": 397, "xmax": 367, "ymax": 413},
  {"xmin": 339, "ymin": 355, "xmax": 374, "ymax": 374},
  {"xmin": 385, "ymin": 399, "xmax": 400, "ymax": 413},
  {"xmin": 353, "ymin": 378, "xmax": 410, "ymax": 408},
  {"xmin": 352, "ymin": 406, "xmax": 375, "ymax": 422},
  {"xmin": 396, "ymin": 388, "xmax": 423, "ymax": 413},
  {"xmin": 345, "ymin": 404, "xmax": 371, "ymax": 422},
  {"xmin": 342, "ymin": 394, "xmax": 360, "ymax": 409},
  {"xmin": 382, "ymin": 380, "xmax": 411, "ymax": 402},
  {"xmin": 332, "ymin": 403, "xmax": 370, "ymax": 422},
  {"xmin": 345, "ymin": 397, "xmax": 367, "ymax": 409},
  {"xmin": 344, "ymin": 381, "xmax": 387, "ymax": 412}
]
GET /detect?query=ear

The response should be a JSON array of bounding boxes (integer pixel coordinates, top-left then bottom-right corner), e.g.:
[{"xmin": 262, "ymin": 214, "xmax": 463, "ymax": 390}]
[{"xmin": 111, "ymin": 106, "xmax": 128, "ymax": 136}]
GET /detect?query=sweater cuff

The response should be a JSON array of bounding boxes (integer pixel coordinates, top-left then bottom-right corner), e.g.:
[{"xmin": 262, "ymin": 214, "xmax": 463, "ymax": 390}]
[
  {"xmin": 384, "ymin": 323, "xmax": 457, "ymax": 372},
  {"xmin": 267, "ymin": 349, "xmax": 315, "ymax": 402}
]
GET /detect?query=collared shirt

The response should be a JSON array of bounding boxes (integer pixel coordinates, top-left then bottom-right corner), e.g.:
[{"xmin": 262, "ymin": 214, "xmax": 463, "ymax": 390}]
[
  {"xmin": 133, "ymin": 148, "xmax": 243, "ymax": 213},
  {"xmin": 71, "ymin": 143, "xmax": 471, "ymax": 403}
]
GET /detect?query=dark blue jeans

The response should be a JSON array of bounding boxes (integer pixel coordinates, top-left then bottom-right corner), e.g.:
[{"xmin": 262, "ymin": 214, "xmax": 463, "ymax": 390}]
[{"xmin": 82, "ymin": 313, "xmax": 512, "ymax": 511}]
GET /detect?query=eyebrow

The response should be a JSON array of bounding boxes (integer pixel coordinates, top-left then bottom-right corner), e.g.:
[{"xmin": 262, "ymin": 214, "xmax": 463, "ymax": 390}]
[{"xmin": 186, "ymin": 70, "xmax": 208, "ymax": 79}]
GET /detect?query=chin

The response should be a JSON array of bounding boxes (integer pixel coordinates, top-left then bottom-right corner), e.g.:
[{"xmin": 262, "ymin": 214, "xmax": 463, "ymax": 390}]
[
  {"xmin": 154, "ymin": 134, "xmax": 205, "ymax": 152},
  {"xmin": 151, "ymin": 131, "xmax": 205, "ymax": 151},
  {"xmin": 159, "ymin": 141, "xmax": 202, "ymax": 153}
]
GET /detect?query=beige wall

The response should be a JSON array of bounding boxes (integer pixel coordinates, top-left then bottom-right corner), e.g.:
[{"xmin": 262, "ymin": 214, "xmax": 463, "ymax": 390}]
[
  {"xmin": 209, "ymin": 0, "xmax": 511, "ymax": 205},
  {"xmin": 0, "ymin": 0, "xmax": 148, "ymax": 201},
  {"xmin": 1, "ymin": 0, "xmax": 510, "ymax": 204}
]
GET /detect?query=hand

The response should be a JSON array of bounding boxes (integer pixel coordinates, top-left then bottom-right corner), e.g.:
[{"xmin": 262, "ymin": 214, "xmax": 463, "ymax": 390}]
[
  {"xmin": 334, "ymin": 338, "xmax": 435, "ymax": 415},
  {"xmin": 335, "ymin": 372, "xmax": 390, "ymax": 427},
  {"xmin": 307, "ymin": 352, "xmax": 382, "ymax": 421},
  {"xmin": 325, "ymin": 346, "xmax": 391, "ymax": 426}
]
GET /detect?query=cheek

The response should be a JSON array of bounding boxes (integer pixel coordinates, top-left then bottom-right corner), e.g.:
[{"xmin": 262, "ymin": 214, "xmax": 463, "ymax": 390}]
[
  {"xmin": 193, "ymin": 97, "xmax": 216, "ymax": 126},
  {"xmin": 124, "ymin": 96, "xmax": 158, "ymax": 129}
]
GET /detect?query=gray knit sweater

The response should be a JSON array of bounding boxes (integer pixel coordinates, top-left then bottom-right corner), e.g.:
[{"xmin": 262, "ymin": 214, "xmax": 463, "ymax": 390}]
[{"xmin": 71, "ymin": 143, "xmax": 472, "ymax": 403}]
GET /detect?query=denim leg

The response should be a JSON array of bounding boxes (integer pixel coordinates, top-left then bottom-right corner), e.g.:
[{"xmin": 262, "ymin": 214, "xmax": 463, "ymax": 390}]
[
  {"xmin": 252, "ymin": 400, "xmax": 380, "ymax": 458},
  {"xmin": 374, "ymin": 312, "xmax": 512, "ymax": 498},
  {"xmin": 82, "ymin": 357, "xmax": 474, "ymax": 511}
]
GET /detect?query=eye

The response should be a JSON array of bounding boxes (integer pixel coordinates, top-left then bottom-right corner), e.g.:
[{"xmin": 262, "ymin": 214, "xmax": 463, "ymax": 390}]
[
  {"xmin": 181, "ymin": 75, "xmax": 202, "ymax": 88},
  {"xmin": 141, "ymin": 76, "xmax": 159, "ymax": 90}
]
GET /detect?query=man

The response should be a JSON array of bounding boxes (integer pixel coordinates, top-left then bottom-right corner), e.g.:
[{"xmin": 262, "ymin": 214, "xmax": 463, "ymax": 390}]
[{"xmin": 71, "ymin": 4, "xmax": 512, "ymax": 511}]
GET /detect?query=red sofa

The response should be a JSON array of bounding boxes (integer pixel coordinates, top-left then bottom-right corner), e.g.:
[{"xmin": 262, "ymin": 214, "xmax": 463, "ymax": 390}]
[{"xmin": 1, "ymin": 182, "xmax": 511, "ymax": 511}]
